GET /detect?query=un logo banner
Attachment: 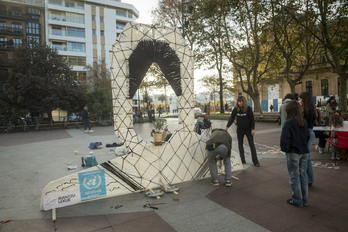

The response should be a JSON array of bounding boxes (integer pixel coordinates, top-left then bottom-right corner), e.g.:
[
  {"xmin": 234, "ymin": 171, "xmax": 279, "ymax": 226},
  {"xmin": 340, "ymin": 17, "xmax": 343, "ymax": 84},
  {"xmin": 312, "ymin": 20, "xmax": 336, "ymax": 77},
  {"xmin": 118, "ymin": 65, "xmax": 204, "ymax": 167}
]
[{"xmin": 78, "ymin": 169, "xmax": 106, "ymax": 202}]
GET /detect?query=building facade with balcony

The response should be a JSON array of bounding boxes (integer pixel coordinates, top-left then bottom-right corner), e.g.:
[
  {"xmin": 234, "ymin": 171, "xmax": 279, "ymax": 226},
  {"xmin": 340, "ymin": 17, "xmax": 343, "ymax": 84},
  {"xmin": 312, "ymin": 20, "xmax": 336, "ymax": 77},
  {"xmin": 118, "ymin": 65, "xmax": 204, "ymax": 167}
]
[
  {"xmin": 0, "ymin": 0, "xmax": 45, "ymax": 82},
  {"xmin": 45, "ymin": 0, "xmax": 138, "ymax": 84}
]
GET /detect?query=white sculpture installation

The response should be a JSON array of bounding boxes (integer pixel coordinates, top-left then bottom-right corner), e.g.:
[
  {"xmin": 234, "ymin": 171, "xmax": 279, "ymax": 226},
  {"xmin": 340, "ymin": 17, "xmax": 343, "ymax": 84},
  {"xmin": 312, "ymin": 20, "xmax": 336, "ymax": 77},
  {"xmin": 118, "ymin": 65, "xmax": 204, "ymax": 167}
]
[{"xmin": 40, "ymin": 23, "xmax": 242, "ymax": 211}]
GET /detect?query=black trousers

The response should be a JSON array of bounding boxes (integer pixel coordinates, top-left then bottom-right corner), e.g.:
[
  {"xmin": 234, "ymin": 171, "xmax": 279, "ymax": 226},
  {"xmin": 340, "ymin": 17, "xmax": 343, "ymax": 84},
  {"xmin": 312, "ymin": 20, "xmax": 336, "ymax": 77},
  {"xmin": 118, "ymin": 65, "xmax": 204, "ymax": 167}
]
[{"xmin": 237, "ymin": 129, "xmax": 259, "ymax": 165}]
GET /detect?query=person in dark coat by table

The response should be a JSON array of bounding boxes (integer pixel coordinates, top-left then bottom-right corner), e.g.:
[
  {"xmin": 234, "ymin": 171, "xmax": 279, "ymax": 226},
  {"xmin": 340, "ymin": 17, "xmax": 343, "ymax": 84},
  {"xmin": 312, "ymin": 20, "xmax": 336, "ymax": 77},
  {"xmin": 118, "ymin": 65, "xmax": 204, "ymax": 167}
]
[{"xmin": 281, "ymin": 100, "xmax": 310, "ymax": 208}]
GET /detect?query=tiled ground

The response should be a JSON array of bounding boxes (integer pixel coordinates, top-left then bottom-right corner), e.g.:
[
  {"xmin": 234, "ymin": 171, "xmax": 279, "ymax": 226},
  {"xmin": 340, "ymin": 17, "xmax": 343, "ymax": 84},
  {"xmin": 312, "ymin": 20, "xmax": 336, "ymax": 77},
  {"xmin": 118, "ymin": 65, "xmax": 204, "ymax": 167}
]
[
  {"xmin": 1, "ymin": 211, "xmax": 176, "ymax": 232},
  {"xmin": 208, "ymin": 158, "xmax": 348, "ymax": 232}
]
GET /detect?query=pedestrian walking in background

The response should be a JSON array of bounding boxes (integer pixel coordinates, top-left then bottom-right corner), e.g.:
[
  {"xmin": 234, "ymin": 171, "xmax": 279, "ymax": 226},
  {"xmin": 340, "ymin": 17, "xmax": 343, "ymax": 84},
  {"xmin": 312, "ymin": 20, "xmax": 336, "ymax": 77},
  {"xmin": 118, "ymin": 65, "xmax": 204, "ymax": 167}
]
[
  {"xmin": 270, "ymin": 104, "xmax": 274, "ymax": 112},
  {"xmin": 225, "ymin": 96, "xmax": 260, "ymax": 167},
  {"xmin": 206, "ymin": 129, "xmax": 233, "ymax": 187},
  {"xmin": 280, "ymin": 94, "xmax": 293, "ymax": 128},
  {"xmin": 281, "ymin": 100, "xmax": 309, "ymax": 208},
  {"xmin": 81, "ymin": 106, "xmax": 93, "ymax": 132},
  {"xmin": 298, "ymin": 92, "xmax": 316, "ymax": 186}
]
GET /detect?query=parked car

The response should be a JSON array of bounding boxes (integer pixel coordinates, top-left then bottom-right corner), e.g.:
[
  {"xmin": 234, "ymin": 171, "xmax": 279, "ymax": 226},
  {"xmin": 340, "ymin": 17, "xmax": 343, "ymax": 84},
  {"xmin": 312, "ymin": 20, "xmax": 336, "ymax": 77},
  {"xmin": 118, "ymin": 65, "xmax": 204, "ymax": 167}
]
[
  {"xmin": 68, "ymin": 113, "xmax": 81, "ymax": 121},
  {"xmin": 194, "ymin": 107, "xmax": 202, "ymax": 114}
]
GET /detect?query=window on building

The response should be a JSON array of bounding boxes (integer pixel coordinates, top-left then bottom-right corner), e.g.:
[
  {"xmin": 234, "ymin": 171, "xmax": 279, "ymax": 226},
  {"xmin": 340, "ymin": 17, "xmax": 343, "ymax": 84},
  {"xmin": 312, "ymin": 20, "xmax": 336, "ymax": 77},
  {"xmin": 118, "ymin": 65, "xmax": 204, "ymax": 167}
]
[
  {"xmin": 101, "ymin": 45, "xmax": 105, "ymax": 50},
  {"xmin": 66, "ymin": 56, "xmax": 86, "ymax": 66},
  {"xmin": 52, "ymin": 42, "xmax": 66, "ymax": 51},
  {"xmin": 11, "ymin": 38, "xmax": 22, "ymax": 48},
  {"xmin": 100, "ymin": 17, "xmax": 104, "ymax": 22},
  {"xmin": 67, "ymin": 27, "xmax": 74, "ymax": 37},
  {"xmin": 27, "ymin": 35, "xmax": 40, "ymax": 45},
  {"xmin": 26, "ymin": 22, "xmax": 40, "ymax": 35},
  {"xmin": 306, "ymin": 81, "xmax": 313, "ymax": 96},
  {"xmin": 76, "ymin": 3, "xmax": 84, "ymax": 10},
  {"xmin": 92, "ymin": 43, "xmax": 97, "ymax": 49},
  {"xmin": 66, "ymin": 13, "xmax": 84, "ymax": 24},
  {"xmin": 128, "ymin": 12, "xmax": 133, "ymax": 18},
  {"xmin": 0, "ymin": 37, "xmax": 6, "ymax": 49},
  {"xmin": 92, "ymin": 29, "xmax": 96, "ymax": 35},
  {"xmin": 100, "ymin": 30, "xmax": 104, "ymax": 36},
  {"xmin": 92, "ymin": 15, "xmax": 95, "ymax": 21},
  {"xmin": 27, "ymin": 8, "xmax": 40, "ymax": 15},
  {"xmin": 116, "ymin": 22, "xmax": 126, "ymax": 30},
  {"xmin": 67, "ymin": 27, "xmax": 85, "ymax": 37},
  {"xmin": 52, "ymin": 26, "xmax": 62, "ymax": 36},
  {"xmin": 116, "ymin": 10, "xmax": 126, "ymax": 17},
  {"xmin": 68, "ymin": 42, "xmax": 85, "ymax": 52},
  {"xmin": 48, "ymin": 0, "xmax": 62, "ymax": 6},
  {"xmin": 76, "ymin": 28, "xmax": 84, "ymax": 37},
  {"xmin": 12, "ymin": 23, "xmax": 22, "ymax": 33},
  {"xmin": 321, "ymin": 79, "xmax": 329, "ymax": 96},
  {"xmin": 11, "ymin": 6, "xmax": 22, "ymax": 17},
  {"xmin": 0, "ymin": 22, "xmax": 6, "ymax": 32},
  {"xmin": 29, "ymin": 15, "xmax": 39, "ymax": 20},
  {"xmin": 65, "ymin": 1, "xmax": 75, "ymax": 8}
]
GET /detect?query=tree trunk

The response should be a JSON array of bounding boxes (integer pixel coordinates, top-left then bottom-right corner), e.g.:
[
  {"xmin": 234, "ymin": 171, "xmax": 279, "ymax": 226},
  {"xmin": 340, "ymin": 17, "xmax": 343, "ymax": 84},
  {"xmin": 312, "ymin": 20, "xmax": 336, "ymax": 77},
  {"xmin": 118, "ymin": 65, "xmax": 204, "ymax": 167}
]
[
  {"xmin": 219, "ymin": 72, "xmax": 224, "ymax": 113},
  {"xmin": 339, "ymin": 74, "xmax": 347, "ymax": 112},
  {"xmin": 251, "ymin": 94, "xmax": 262, "ymax": 113},
  {"xmin": 289, "ymin": 81, "xmax": 296, "ymax": 94}
]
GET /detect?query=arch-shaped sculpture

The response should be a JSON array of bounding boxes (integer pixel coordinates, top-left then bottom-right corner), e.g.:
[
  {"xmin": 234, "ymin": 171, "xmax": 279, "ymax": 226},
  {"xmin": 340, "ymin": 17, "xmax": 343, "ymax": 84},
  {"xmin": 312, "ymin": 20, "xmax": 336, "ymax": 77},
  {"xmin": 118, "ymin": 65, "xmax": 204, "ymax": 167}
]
[
  {"xmin": 40, "ymin": 23, "xmax": 242, "ymax": 211},
  {"xmin": 128, "ymin": 40, "xmax": 181, "ymax": 98}
]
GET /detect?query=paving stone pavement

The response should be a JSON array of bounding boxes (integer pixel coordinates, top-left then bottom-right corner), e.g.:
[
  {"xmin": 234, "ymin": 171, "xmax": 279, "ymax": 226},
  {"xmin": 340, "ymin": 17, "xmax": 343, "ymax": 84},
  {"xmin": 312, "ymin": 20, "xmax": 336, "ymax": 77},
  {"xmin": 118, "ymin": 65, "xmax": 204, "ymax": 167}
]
[{"xmin": 0, "ymin": 119, "xmax": 347, "ymax": 232}]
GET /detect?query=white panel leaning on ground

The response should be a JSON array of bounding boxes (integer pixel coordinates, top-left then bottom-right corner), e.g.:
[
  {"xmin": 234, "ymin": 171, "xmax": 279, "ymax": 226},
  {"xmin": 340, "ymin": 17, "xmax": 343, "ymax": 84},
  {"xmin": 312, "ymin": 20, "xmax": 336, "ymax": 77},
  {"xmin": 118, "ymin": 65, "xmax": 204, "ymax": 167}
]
[{"xmin": 40, "ymin": 23, "xmax": 242, "ymax": 211}]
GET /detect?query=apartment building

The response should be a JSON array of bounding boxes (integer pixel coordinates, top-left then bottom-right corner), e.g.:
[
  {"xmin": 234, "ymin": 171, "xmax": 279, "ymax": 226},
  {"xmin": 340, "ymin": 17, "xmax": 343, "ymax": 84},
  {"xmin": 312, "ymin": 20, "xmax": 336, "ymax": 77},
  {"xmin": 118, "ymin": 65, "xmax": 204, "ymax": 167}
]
[
  {"xmin": 45, "ymin": 0, "xmax": 138, "ymax": 83},
  {"xmin": 0, "ymin": 0, "xmax": 45, "ymax": 82}
]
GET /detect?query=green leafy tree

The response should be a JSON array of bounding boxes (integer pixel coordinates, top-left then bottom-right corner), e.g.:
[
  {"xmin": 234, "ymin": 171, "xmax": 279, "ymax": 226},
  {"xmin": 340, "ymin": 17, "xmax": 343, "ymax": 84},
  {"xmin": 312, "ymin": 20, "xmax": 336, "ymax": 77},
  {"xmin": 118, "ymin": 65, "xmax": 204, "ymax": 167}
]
[
  {"xmin": 193, "ymin": 0, "xmax": 276, "ymax": 113},
  {"xmin": 269, "ymin": 0, "xmax": 321, "ymax": 93},
  {"xmin": 85, "ymin": 60, "xmax": 112, "ymax": 120},
  {"xmin": 291, "ymin": 0, "xmax": 348, "ymax": 111},
  {"xmin": 151, "ymin": 0, "xmax": 196, "ymax": 49},
  {"xmin": 3, "ymin": 41, "xmax": 86, "ymax": 121},
  {"xmin": 190, "ymin": 9, "xmax": 231, "ymax": 113},
  {"xmin": 158, "ymin": 94, "xmax": 167, "ymax": 103}
]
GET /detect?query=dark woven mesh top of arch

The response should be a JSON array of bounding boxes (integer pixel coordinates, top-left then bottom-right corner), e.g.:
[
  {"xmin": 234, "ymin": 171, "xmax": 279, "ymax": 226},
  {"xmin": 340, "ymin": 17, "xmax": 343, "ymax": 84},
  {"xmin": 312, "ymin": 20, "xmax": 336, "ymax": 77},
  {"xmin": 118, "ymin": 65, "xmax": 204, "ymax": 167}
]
[{"xmin": 128, "ymin": 40, "xmax": 182, "ymax": 98}]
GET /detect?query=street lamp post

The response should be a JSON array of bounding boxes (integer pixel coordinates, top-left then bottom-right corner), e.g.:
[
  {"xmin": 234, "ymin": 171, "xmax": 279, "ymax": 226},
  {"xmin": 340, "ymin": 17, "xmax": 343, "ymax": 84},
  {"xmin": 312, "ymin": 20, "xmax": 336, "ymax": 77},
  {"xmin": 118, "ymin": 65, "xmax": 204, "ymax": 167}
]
[{"xmin": 181, "ymin": 0, "xmax": 194, "ymax": 38}]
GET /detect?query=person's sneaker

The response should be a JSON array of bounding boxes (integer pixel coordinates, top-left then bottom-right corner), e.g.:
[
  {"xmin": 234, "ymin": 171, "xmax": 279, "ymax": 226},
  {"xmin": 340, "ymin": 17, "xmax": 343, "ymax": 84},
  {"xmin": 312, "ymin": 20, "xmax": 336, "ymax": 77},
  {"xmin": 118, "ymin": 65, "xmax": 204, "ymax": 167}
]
[
  {"xmin": 84, "ymin": 130, "xmax": 88, "ymax": 132},
  {"xmin": 287, "ymin": 199, "xmax": 302, "ymax": 208},
  {"xmin": 210, "ymin": 180, "xmax": 219, "ymax": 187},
  {"xmin": 225, "ymin": 180, "xmax": 232, "ymax": 187},
  {"xmin": 318, "ymin": 147, "xmax": 323, "ymax": 153},
  {"xmin": 315, "ymin": 144, "xmax": 319, "ymax": 151},
  {"xmin": 255, "ymin": 163, "xmax": 260, "ymax": 167},
  {"xmin": 89, "ymin": 130, "xmax": 94, "ymax": 132}
]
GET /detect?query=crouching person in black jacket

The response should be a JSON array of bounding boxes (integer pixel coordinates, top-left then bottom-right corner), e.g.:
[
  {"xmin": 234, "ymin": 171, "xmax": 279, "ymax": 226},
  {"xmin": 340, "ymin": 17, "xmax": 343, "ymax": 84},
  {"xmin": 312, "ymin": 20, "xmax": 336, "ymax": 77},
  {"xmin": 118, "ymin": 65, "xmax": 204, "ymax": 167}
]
[
  {"xmin": 206, "ymin": 129, "xmax": 232, "ymax": 187},
  {"xmin": 281, "ymin": 101, "xmax": 310, "ymax": 208}
]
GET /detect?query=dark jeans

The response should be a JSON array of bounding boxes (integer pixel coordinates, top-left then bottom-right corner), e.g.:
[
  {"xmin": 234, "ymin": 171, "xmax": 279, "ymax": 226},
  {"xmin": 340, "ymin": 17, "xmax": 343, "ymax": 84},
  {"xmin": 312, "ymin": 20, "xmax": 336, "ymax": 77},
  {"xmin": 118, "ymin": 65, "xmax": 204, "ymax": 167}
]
[
  {"xmin": 314, "ymin": 131, "xmax": 329, "ymax": 148},
  {"xmin": 237, "ymin": 129, "xmax": 259, "ymax": 165},
  {"xmin": 84, "ymin": 118, "xmax": 91, "ymax": 130}
]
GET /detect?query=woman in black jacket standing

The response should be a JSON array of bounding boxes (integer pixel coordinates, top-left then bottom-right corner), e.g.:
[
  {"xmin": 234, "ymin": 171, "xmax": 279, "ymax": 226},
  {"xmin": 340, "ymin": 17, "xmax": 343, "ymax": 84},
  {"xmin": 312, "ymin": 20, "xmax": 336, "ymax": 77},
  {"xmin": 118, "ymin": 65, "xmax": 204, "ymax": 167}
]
[
  {"xmin": 225, "ymin": 96, "xmax": 260, "ymax": 166},
  {"xmin": 298, "ymin": 92, "xmax": 316, "ymax": 186}
]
